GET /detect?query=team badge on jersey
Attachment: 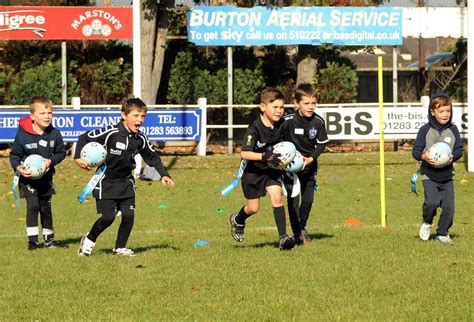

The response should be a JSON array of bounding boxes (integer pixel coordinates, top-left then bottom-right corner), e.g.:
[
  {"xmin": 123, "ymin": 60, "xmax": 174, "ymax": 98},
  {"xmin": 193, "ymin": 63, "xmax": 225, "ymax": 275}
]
[
  {"xmin": 49, "ymin": 140, "xmax": 55, "ymax": 147},
  {"xmin": 309, "ymin": 128, "xmax": 318, "ymax": 140}
]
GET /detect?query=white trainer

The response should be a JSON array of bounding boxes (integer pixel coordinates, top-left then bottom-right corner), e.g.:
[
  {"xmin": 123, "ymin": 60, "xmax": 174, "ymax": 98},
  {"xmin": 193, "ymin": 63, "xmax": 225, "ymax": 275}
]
[
  {"xmin": 113, "ymin": 248, "xmax": 135, "ymax": 257},
  {"xmin": 78, "ymin": 234, "xmax": 95, "ymax": 257},
  {"xmin": 435, "ymin": 235, "xmax": 452, "ymax": 243},
  {"xmin": 419, "ymin": 222, "xmax": 432, "ymax": 241}
]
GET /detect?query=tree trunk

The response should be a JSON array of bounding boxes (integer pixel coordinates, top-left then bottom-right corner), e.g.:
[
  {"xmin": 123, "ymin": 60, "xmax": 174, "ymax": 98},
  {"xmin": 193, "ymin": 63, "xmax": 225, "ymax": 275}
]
[
  {"xmin": 296, "ymin": 45, "xmax": 318, "ymax": 86},
  {"xmin": 141, "ymin": 1, "xmax": 170, "ymax": 104}
]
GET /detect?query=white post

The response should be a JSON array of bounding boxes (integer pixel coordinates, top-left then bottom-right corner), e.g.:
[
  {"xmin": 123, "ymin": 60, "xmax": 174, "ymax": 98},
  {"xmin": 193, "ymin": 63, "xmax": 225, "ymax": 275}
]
[
  {"xmin": 468, "ymin": 3, "xmax": 473, "ymax": 172},
  {"xmin": 61, "ymin": 41, "xmax": 67, "ymax": 106},
  {"xmin": 227, "ymin": 47, "xmax": 233, "ymax": 155},
  {"xmin": 133, "ymin": 0, "xmax": 142, "ymax": 178},
  {"xmin": 70, "ymin": 97, "xmax": 81, "ymax": 157},
  {"xmin": 198, "ymin": 97, "xmax": 207, "ymax": 156}
]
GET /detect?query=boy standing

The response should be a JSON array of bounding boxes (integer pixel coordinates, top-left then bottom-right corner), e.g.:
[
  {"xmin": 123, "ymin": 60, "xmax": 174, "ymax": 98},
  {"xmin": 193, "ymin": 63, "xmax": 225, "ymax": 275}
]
[
  {"xmin": 75, "ymin": 98, "xmax": 175, "ymax": 257},
  {"xmin": 229, "ymin": 88, "xmax": 296, "ymax": 250},
  {"xmin": 281, "ymin": 84, "xmax": 329, "ymax": 245},
  {"xmin": 9, "ymin": 96, "xmax": 66, "ymax": 250},
  {"xmin": 413, "ymin": 93, "xmax": 463, "ymax": 243}
]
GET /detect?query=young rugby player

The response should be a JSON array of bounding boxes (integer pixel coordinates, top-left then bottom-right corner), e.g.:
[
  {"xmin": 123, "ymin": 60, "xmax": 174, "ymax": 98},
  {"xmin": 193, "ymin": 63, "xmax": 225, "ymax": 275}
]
[
  {"xmin": 281, "ymin": 84, "xmax": 329, "ymax": 244},
  {"xmin": 229, "ymin": 87, "xmax": 296, "ymax": 250},
  {"xmin": 75, "ymin": 98, "xmax": 175, "ymax": 257},
  {"xmin": 10, "ymin": 96, "xmax": 66, "ymax": 250}
]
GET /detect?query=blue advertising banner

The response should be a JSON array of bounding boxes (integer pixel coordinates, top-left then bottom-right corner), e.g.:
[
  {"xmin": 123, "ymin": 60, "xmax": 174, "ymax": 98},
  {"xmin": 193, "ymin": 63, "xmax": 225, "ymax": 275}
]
[
  {"xmin": 0, "ymin": 109, "xmax": 201, "ymax": 143},
  {"xmin": 187, "ymin": 6, "xmax": 403, "ymax": 46}
]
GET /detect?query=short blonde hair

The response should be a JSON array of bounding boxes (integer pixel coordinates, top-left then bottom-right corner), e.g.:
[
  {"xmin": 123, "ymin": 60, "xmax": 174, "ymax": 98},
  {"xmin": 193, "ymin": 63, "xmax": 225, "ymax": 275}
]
[{"xmin": 29, "ymin": 96, "xmax": 53, "ymax": 113}]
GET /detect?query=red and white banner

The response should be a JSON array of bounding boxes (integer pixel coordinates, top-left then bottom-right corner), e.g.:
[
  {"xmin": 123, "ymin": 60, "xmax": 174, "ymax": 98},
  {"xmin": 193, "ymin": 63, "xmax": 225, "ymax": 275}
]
[{"xmin": 0, "ymin": 6, "xmax": 132, "ymax": 40}]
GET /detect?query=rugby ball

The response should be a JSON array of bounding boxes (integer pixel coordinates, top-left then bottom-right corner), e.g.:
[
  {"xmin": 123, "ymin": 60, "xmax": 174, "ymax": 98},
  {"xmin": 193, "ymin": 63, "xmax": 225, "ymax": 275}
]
[
  {"xmin": 23, "ymin": 154, "xmax": 47, "ymax": 180},
  {"xmin": 80, "ymin": 142, "xmax": 107, "ymax": 167},
  {"xmin": 427, "ymin": 142, "xmax": 452, "ymax": 168},
  {"xmin": 285, "ymin": 150, "xmax": 304, "ymax": 172},
  {"xmin": 271, "ymin": 141, "xmax": 296, "ymax": 168}
]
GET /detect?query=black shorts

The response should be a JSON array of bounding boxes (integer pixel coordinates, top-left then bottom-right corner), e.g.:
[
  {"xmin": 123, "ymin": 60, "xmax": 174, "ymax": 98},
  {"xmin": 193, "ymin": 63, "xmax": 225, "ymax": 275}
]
[
  {"xmin": 19, "ymin": 180, "xmax": 55, "ymax": 198},
  {"xmin": 96, "ymin": 197, "xmax": 135, "ymax": 215},
  {"xmin": 241, "ymin": 168, "xmax": 282, "ymax": 199}
]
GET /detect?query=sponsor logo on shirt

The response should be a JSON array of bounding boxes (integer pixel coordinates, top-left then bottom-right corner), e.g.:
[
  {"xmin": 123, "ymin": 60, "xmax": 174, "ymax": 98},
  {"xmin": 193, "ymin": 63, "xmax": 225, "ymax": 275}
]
[
  {"xmin": 39, "ymin": 140, "xmax": 47, "ymax": 147},
  {"xmin": 25, "ymin": 143, "xmax": 38, "ymax": 149},
  {"xmin": 116, "ymin": 142, "xmax": 126, "ymax": 150},
  {"xmin": 294, "ymin": 128, "xmax": 304, "ymax": 135},
  {"xmin": 110, "ymin": 148, "xmax": 122, "ymax": 156},
  {"xmin": 255, "ymin": 141, "xmax": 266, "ymax": 148}
]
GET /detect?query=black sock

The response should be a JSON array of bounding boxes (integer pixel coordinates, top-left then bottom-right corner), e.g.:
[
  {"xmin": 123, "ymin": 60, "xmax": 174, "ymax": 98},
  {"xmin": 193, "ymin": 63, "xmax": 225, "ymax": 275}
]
[
  {"xmin": 273, "ymin": 206, "xmax": 287, "ymax": 237},
  {"xmin": 235, "ymin": 206, "xmax": 251, "ymax": 225}
]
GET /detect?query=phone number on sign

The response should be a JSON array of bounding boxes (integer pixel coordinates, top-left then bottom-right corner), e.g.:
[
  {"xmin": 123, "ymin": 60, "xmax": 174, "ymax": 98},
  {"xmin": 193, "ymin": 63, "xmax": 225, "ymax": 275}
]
[
  {"xmin": 383, "ymin": 121, "xmax": 426, "ymax": 131},
  {"xmin": 142, "ymin": 126, "xmax": 195, "ymax": 136}
]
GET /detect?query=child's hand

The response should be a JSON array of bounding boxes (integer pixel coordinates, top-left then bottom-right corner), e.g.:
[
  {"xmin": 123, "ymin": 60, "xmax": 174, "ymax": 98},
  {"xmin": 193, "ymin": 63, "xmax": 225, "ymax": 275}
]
[
  {"xmin": 75, "ymin": 158, "xmax": 92, "ymax": 171},
  {"xmin": 422, "ymin": 152, "xmax": 437, "ymax": 166},
  {"xmin": 161, "ymin": 176, "xmax": 175, "ymax": 187},
  {"xmin": 263, "ymin": 146, "xmax": 282, "ymax": 168},
  {"xmin": 16, "ymin": 165, "xmax": 33, "ymax": 178},
  {"xmin": 302, "ymin": 156, "xmax": 314, "ymax": 170},
  {"xmin": 44, "ymin": 159, "xmax": 52, "ymax": 173}
]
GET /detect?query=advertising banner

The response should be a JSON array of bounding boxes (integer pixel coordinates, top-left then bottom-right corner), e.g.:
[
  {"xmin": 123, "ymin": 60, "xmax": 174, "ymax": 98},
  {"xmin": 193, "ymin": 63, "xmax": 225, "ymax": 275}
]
[
  {"xmin": 187, "ymin": 6, "xmax": 403, "ymax": 46},
  {"xmin": 0, "ymin": 6, "xmax": 132, "ymax": 40},
  {"xmin": 0, "ymin": 109, "xmax": 201, "ymax": 143}
]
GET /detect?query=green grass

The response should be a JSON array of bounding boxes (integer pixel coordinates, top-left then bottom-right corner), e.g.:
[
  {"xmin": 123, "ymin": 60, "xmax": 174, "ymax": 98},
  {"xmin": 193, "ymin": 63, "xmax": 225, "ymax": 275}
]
[{"xmin": 0, "ymin": 152, "xmax": 472, "ymax": 320}]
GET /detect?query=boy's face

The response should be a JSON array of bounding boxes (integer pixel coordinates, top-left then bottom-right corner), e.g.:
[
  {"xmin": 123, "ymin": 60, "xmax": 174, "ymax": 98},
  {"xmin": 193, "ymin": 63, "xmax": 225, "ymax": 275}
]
[
  {"xmin": 260, "ymin": 99, "xmax": 285, "ymax": 123},
  {"xmin": 431, "ymin": 105, "xmax": 451, "ymax": 125},
  {"xmin": 295, "ymin": 95, "xmax": 317, "ymax": 118},
  {"xmin": 30, "ymin": 103, "xmax": 52, "ymax": 130},
  {"xmin": 122, "ymin": 107, "xmax": 146, "ymax": 133}
]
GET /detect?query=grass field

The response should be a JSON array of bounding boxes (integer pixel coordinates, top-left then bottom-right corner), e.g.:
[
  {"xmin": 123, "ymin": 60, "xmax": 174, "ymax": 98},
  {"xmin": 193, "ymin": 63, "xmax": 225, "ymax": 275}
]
[{"xmin": 0, "ymin": 152, "xmax": 472, "ymax": 320}]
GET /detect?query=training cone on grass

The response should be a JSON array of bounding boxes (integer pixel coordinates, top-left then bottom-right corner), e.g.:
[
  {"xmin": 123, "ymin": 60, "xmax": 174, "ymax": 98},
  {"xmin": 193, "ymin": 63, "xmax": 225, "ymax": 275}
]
[{"xmin": 345, "ymin": 218, "xmax": 363, "ymax": 226}]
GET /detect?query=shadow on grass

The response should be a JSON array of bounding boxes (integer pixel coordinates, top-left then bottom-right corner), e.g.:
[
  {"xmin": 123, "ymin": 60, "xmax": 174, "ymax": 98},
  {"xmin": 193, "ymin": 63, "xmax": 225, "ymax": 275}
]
[
  {"xmin": 57, "ymin": 237, "xmax": 82, "ymax": 246},
  {"xmin": 235, "ymin": 233, "xmax": 334, "ymax": 249},
  {"xmin": 97, "ymin": 243, "xmax": 181, "ymax": 254}
]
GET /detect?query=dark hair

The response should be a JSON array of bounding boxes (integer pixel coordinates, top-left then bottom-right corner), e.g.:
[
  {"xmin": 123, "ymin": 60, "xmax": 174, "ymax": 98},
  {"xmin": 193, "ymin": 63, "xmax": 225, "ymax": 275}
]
[
  {"xmin": 29, "ymin": 96, "xmax": 52, "ymax": 113},
  {"xmin": 294, "ymin": 83, "xmax": 317, "ymax": 102},
  {"xmin": 430, "ymin": 93, "xmax": 451, "ymax": 111},
  {"xmin": 122, "ymin": 98, "xmax": 147, "ymax": 115},
  {"xmin": 260, "ymin": 87, "xmax": 284, "ymax": 104}
]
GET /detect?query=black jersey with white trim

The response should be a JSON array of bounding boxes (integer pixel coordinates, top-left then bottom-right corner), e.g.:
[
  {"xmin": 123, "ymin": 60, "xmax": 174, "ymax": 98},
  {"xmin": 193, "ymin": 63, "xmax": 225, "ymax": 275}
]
[
  {"xmin": 241, "ymin": 115, "xmax": 283, "ymax": 172},
  {"xmin": 74, "ymin": 122, "xmax": 169, "ymax": 199},
  {"xmin": 282, "ymin": 111, "xmax": 329, "ymax": 160}
]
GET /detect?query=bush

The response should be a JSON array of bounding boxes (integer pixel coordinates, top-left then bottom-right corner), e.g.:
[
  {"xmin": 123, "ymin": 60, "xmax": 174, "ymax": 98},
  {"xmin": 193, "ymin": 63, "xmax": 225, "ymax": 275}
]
[
  {"xmin": 9, "ymin": 60, "xmax": 80, "ymax": 105},
  {"xmin": 317, "ymin": 62, "xmax": 358, "ymax": 103}
]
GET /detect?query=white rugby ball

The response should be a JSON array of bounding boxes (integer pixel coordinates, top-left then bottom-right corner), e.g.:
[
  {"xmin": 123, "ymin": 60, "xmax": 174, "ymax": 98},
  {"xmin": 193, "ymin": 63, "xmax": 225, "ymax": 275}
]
[
  {"xmin": 271, "ymin": 141, "xmax": 296, "ymax": 168},
  {"xmin": 427, "ymin": 142, "xmax": 452, "ymax": 168},
  {"xmin": 285, "ymin": 150, "xmax": 304, "ymax": 172},
  {"xmin": 80, "ymin": 142, "xmax": 107, "ymax": 167},
  {"xmin": 23, "ymin": 154, "xmax": 47, "ymax": 180}
]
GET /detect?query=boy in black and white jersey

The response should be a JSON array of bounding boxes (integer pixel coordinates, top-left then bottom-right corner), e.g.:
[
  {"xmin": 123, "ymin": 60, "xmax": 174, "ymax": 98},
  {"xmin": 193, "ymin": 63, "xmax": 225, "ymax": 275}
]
[
  {"xmin": 281, "ymin": 84, "xmax": 329, "ymax": 245},
  {"xmin": 229, "ymin": 88, "xmax": 296, "ymax": 251},
  {"xmin": 74, "ymin": 98, "xmax": 175, "ymax": 257}
]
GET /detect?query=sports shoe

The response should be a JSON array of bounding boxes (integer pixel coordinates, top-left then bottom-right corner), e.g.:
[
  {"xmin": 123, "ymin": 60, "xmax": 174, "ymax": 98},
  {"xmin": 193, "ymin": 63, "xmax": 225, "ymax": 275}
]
[
  {"xmin": 418, "ymin": 222, "xmax": 432, "ymax": 241},
  {"xmin": 230, "ymin": 213, "xmax": 245, "ymax": 242},
  {"xmin": 302, "ymin": 228, "xmax": 311, "ymax": 242},
  {"xmin": 294, "ymin": 232, "xmax": 305, "ymax": 246},
  {"xmin": 45, "ymin": 240, "xmax": 69, "ymax": 249},
  {"xmin": 78, "ymin": 234, "xmax": 95, "ymax": 257},
  {"xmin": 28, "ymin": 242, "xmax": 39, "ymax": 251},
  {"xmin": 113, "ymin": 248, "xmax": 136, "ymax": 257},
  {"xmin": 279, "ymin": 234, "xmax": 296, "ymax": 251},
  {"xmin": 435, "ymin": 234, "xmax": 452, "ymax": 243}
]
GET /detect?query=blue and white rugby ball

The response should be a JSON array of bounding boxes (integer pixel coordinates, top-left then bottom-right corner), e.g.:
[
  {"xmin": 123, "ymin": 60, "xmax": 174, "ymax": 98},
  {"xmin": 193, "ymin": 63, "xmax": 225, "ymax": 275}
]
[
  {"xmin": 285, "ymin": 150, "xmax": 304, "ymax": 172},
  {"xmin": 272, "ymin": 141, "xmax": 296, "ymax": 168},
  {"xmin": 427, "ymin": 142, "xmax": 452, "ymax": 168},
  {"xmin": 80, "ymin": 142, "xmax": 107, "ymax": 167},
  {"xmin": 24, "ymin": 154, "xmax": 47, "ymax": 179}
]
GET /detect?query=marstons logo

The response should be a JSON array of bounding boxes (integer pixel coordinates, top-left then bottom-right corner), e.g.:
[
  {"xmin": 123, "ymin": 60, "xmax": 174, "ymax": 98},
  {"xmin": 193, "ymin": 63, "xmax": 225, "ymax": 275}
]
[
  {"xmin": 71, "ymin": 9, "xmax": 122, "ymax": 37},
  {"xmin": 0, "ymin": 10, "xmax": 46, "ymax": 38}
]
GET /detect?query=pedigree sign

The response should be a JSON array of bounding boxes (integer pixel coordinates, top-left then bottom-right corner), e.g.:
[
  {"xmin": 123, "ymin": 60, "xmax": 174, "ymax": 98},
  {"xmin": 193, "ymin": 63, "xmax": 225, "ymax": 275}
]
[{"xmin": 0, "ymin": 6, "xmax": 132, "ymax": 40}]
